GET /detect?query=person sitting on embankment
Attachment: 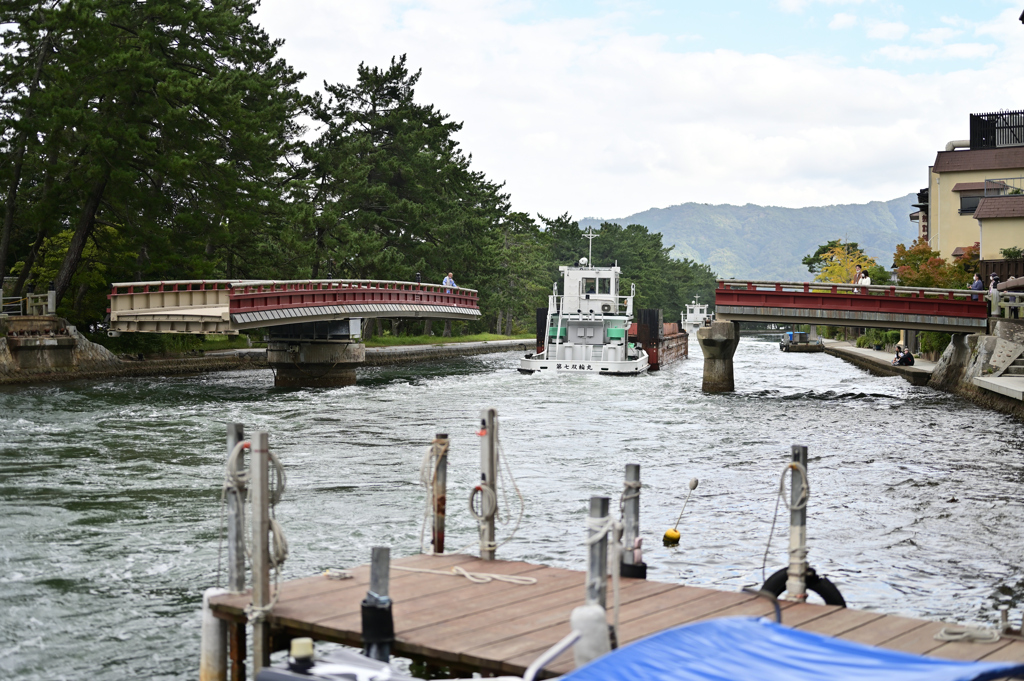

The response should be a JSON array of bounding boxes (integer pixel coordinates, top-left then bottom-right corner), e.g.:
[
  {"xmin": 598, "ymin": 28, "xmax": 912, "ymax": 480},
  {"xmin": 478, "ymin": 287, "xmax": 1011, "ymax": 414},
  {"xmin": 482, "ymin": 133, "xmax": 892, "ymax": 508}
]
[{"xmin": 897, "ymin": 350, "xmax": 915, "ymax": 366}]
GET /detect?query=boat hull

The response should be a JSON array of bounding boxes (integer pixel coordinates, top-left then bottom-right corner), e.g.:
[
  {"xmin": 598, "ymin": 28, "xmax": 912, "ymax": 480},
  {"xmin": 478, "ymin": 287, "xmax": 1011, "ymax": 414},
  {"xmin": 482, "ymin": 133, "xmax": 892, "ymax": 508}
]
[{"xmin": 518, "ymin": 352, "xmax": 649, "ymax": 376}]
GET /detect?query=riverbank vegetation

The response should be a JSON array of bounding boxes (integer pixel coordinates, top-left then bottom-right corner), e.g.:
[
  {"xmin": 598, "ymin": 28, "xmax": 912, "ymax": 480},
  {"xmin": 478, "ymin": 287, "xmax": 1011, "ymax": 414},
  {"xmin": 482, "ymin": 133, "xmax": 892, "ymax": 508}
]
[{"xmin": 0, "ymin": 2, "xmax": 716, "ymax": 345}]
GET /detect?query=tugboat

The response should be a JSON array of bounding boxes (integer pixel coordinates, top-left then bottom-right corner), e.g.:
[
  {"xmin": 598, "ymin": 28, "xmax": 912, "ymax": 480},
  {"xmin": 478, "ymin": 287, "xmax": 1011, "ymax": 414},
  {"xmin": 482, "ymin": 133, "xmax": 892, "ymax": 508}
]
[
  {"xmin": 681, "ymin": 296, "xmax": 713, "ymax": 336},
  {"xmin": 519, "ymin": 253, "xmax": 649, "ymax": 376}
]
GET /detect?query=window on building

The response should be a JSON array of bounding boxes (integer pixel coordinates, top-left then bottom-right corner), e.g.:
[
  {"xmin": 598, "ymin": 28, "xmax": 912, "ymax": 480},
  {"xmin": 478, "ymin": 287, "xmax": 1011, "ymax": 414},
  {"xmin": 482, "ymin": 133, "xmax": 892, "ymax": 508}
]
[
  {"xmin": 960, "ymin": 195, "xmax": 982, "ymax": 215},
  {"xmin": 598, "ymin": 278, "xmax": 611, "ymax": 294}
]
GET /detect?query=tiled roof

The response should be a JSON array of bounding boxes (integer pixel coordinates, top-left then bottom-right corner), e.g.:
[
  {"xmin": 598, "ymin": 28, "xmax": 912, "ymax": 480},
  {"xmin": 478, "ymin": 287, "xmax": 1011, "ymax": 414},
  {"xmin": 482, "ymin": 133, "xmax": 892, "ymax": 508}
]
[
  {"xmin": 933, "ymin": 147, "xmax": 1024, "ymax": 173},
  {"xmin": 951, "ymin": 181, "xmax": 1008, "ymax": 192},
  {"xmin": 973, "ymin": 195, "xmax": 1024, "ymax": 219}
]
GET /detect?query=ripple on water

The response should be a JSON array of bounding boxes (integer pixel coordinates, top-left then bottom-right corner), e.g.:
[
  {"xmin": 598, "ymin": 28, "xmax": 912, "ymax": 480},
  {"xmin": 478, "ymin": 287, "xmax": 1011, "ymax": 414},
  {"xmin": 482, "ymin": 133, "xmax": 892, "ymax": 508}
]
[{"xmin": 1, "ymin": 337, "xmax": 1023, "ymax": 679}]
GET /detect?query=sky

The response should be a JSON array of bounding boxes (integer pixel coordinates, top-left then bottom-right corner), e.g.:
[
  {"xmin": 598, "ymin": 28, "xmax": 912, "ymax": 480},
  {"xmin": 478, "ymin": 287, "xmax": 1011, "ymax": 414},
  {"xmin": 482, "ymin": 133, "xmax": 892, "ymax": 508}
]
[{"xmin": 254, "ymin": 0, "xmax": 1024, "ymax": 219}]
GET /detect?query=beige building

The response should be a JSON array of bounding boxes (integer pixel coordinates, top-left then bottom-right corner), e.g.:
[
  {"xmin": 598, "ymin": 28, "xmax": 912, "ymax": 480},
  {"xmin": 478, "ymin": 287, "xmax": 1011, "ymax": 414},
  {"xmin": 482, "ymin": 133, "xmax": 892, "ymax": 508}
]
[{"xmin": 917, "ymin": 110, "xmax": 1024, "ymax": 261}]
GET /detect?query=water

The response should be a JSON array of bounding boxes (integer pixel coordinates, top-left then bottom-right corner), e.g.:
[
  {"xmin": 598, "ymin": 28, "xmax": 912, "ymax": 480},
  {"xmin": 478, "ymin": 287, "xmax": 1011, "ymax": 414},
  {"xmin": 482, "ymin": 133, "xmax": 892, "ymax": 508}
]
[{"xmin": 2, "ymin": 336, "xmax": 1023, "ymax": 679}]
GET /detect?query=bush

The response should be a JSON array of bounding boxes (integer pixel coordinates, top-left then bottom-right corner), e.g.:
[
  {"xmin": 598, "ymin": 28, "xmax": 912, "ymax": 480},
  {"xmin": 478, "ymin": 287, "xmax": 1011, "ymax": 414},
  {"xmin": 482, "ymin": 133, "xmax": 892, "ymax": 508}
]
[
  {"xmin": 855, "ymin": 328, "xmax": 900, "ymax": 348},
  {"xmin": 86, "ymin": 331, "xmax": 203, "ymax": 355},
  {"xmin": 1000, "ymin": 246, "xmax": 1024, "ymax": 260},
  {"xmin": 920, "ymin": 331, "xmax": 951, "ymax": 355}
]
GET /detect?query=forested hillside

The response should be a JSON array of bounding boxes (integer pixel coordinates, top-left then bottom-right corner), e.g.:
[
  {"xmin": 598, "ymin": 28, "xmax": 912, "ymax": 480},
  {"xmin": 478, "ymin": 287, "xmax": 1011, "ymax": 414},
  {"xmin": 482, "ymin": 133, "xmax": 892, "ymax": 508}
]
[
  {"xmin": 0, "ymin": 1, "xmax": 714, "ymax": 333},
  {"xmin": 581, "ymin": 194, "xmax": 918, "ymax": 282}
]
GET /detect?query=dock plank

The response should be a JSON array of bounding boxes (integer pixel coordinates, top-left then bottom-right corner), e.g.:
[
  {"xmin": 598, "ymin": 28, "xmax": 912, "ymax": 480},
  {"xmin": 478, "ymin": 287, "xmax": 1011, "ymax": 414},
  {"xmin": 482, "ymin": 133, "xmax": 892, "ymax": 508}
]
[{"xmin": 208, "ymin": 555, "xmax": 1024, "ymax": 677}]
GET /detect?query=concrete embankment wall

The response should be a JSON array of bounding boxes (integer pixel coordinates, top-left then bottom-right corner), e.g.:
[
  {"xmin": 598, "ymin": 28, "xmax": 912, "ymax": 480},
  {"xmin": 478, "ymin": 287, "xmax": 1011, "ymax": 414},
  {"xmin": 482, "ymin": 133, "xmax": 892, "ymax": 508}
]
[
  {"xmin": 362, "ymin": 339, "xmax": 531, "ymax": 366},
  {"xmin": 822, "ymin": 343, "xmax": 932, "ymax": 386},
  {"xmin": 928, "ymin": 321, "xmax": 1024, "ymax": 420},
  {"xmin": 0, "ymin": 326, "xmax": 531, "ymax": 385}
]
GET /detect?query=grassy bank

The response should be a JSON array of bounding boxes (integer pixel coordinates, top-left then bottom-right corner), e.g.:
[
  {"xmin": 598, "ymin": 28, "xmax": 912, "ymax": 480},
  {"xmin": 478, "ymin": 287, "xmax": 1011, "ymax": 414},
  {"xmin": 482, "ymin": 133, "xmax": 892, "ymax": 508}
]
[{"xmin": 363, "ymin": 333, "xmax": 532, "ymax": 348}]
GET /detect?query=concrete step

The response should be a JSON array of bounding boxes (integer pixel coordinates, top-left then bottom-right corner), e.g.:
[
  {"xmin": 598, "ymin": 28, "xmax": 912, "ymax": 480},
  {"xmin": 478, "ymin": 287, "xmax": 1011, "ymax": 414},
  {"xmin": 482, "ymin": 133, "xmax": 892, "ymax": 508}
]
[{"xmin": 1003, "ymin": 366, "xmax": 1024, "ymax": 376}]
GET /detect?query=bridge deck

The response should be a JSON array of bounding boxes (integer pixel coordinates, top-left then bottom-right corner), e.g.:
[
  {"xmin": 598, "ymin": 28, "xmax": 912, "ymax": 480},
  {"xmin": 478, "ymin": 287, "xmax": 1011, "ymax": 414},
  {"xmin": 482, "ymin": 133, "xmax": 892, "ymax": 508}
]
[
  {"xmin": 716, "ymin": 281, "xmax": 988, "ymax": 333},
  {"xmin": 108, "ymin": 279, "xmax": 481, "ymax": 334},
  {"xmin": 209, "ymin": 554, "xmax": 1023, "ymax": 678}
]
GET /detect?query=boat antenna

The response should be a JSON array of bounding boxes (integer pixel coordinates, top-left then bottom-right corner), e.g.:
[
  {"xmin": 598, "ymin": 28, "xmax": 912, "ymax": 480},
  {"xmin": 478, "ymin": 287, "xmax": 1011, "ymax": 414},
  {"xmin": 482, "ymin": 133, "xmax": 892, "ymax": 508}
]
[{"xmin": 583, "ymin": 227, "xmax": 597, "ymax": 268}]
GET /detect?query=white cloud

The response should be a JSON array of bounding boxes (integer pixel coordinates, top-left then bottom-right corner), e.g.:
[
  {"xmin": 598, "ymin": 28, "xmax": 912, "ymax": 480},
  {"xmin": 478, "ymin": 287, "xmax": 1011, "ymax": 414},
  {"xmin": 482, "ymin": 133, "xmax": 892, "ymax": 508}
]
[
  {"xmin": 865, "ymin": 20, "xmax": 909, "ymax": 40},
  {"xmin": 913, "ymin": 27, "xmax": 962, "ymax": 45},
  {"xmin": 829, "ymin": 13, "xmax": 858, "ymax": 29},
  {"xmin": 778, "ymin": 0, "xmax": 869, "ymax": 14},
  {"xmin": 254, "ymin": 1, "xmax": 1024, "ymax": 217},
  {"xmin": 877, "ymin": 43, "xmax": 997, "ymax": 61}
]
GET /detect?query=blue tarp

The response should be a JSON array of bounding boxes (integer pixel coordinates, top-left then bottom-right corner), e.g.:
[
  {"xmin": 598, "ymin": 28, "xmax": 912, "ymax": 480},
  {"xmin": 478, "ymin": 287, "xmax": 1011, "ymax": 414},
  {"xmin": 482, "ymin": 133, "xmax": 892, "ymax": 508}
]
[{"xmin": 560, "ymin": 617, "xmax": 1024, "ymax": 681}]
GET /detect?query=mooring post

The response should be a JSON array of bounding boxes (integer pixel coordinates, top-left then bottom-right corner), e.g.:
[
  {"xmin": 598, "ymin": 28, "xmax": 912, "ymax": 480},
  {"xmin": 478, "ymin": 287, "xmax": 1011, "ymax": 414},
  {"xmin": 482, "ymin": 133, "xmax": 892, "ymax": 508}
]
[
  {"xmin": 432, "ymin": 433, "xmax": 449, "ymax": 554},
  {"xmin": 479, "ymin": 409, "xmax": 499, "ymax": 560},
  {"xmin": 251, "ymin": 431, "xmax": 271, "ymax": 673},
  {"xmin": 226, "ymin": 423, "xmax": 246, "ymax": 592},
  {"xmin": 586, "ymin": 496, "xmax": 610, "ymax": 608},
  {"xmin": 224, "ymin": 423, "xmax": 246, "ymax": 681},
  {"xmin": 362, "ymin": 546, "xmax": 394, "ymax": 662},
  {"xmin": 199, "ymin": 587, "xmax": 229, "ymax": 681},
  {"xmin": 620, "ymin": 465, "xmax": 645, "ymax": 579},
  {"xmin": 785, "ymin": 444, "xmax": 809, "ymax": 601}
]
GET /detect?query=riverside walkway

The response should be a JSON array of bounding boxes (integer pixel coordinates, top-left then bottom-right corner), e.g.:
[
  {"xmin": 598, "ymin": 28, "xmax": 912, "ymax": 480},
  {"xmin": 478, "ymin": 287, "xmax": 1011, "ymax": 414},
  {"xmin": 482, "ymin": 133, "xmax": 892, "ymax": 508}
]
[
  {"xmin": 209, "ymin": 553, "xmax": 1024, "ymax": 679},
  {"xmin": 822, "ymin": 340, "xmax": 936, "ymax": 386}
]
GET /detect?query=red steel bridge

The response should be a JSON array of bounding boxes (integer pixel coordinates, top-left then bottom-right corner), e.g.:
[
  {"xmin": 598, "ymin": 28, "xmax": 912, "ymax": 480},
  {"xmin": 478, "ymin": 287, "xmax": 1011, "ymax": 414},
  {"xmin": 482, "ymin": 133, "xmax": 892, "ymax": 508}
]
[
  {"xmin": 715, "ymin": 280, "xmax": 988, "ymax": 334},
  {"xmin": 108, "ymin": 279, "xmax": 481, "ymax": 334}
]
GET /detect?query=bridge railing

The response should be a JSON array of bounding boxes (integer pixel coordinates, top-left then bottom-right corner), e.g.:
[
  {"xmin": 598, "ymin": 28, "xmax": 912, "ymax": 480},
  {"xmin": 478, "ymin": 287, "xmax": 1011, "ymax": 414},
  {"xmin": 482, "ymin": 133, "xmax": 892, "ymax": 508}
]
[
  {"xmin": 717, "ymin": 280, "xmax": 980, "ymax": 301},
  {"xmin": 227, "ymin": 279, "xmax": 480, "ymax": 314}
]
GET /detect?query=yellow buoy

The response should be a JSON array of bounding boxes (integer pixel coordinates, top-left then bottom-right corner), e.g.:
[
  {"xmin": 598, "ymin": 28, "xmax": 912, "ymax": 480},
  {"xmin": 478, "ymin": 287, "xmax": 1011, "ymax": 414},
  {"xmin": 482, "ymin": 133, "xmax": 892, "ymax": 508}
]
[{"xmin": 664, "ymin": 478, "xmax": 699, "ymax": 547}]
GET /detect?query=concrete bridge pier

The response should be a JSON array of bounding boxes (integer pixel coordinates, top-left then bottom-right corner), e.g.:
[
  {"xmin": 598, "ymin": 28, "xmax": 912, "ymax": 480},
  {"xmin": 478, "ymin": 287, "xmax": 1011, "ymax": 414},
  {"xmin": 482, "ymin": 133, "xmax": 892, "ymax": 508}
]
[
  {"xmin": 266, "ymin": 320, "xmax": 365, "ymax": 388},
  {"xmin": 696, "ymin": 321, "xmax": 740, "ymax": 392}
]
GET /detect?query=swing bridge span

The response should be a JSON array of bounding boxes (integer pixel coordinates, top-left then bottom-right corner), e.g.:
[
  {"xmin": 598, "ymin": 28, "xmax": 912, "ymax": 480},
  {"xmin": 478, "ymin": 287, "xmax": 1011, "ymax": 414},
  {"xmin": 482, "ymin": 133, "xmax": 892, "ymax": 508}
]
[
  {"xmin": 107, "ymin": 279, "xmax": 481, "ymax": 335},
  {"xmin": 714, "ymin": 280, "xmax": 989, "ymax": 334}
]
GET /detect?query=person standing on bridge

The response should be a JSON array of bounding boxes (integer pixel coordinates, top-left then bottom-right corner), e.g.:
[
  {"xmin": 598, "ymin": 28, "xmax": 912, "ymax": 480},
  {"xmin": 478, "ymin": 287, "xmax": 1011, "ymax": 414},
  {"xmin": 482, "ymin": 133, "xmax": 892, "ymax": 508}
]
[
  {"xmin": 970, "ymin": 273, "xmax": 984, "ymax": 301},
  {"xmin": 443, "ymin": 272, "xmax": 456, "ymax": 293}
]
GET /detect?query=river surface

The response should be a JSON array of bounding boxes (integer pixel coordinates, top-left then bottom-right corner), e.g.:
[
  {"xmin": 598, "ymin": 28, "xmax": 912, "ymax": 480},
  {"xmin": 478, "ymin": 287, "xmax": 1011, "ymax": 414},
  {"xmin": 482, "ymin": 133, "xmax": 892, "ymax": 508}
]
[{"xmin": 2, "ymin": 336, "xmax": 1023, "ymax": 679}]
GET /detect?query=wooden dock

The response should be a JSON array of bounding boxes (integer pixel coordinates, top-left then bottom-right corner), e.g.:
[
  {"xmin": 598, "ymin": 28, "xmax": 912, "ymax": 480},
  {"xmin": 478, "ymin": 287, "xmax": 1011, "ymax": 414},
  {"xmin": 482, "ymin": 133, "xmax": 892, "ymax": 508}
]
[{"xmin": 209, "ymin": 553, "xmax": 1024, "ymax": 678}]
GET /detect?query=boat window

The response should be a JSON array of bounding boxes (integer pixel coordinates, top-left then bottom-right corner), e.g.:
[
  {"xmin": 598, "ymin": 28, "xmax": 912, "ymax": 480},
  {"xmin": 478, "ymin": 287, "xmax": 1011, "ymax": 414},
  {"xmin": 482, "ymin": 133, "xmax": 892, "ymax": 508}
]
[
  {"xmin": 598, "ymin": 278, "xmax": 611, "ymax": 295},
  {"xmin": 583, "ymin": 278, "xmax": 597, "ymax": 294}
]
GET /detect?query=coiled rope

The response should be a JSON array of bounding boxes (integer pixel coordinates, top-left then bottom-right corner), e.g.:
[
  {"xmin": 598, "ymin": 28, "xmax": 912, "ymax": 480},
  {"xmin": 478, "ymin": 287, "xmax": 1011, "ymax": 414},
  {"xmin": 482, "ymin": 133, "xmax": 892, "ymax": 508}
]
[
  {"xmin": 760, "ymin": 461, "xmax": 809, "ymax": 584},
  {"xmin": 215, "ymin": 439, "xmax": 289, "ymax": 624},
  {"xmin": 934, "ymin": 626, "xmax": 1001, "ymax": 644},
  {"xmin": 392, "ymin": 564, "xmax": 537, "ymax": 585}
]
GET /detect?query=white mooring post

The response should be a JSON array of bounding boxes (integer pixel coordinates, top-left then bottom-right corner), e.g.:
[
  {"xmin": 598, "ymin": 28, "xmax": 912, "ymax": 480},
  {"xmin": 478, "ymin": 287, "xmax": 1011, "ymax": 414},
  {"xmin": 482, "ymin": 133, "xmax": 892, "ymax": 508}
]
[
  {"xmin": 586, "ymin": 496, "xmax": 610, "ymax": 607},
  {"xmin": 251, "ymin": 431, "xmax": 271, "ymax": 673},
  {"xmin": 621, "ymin": 465, "xmax": 641, "ymax": 573},
  {"xmin": 199, "ymin": 587, "xmax": 229, "ymax": 681},
  {"xmin": 432, "ymin": 434, "xmax": 449, "ymax": 554},
  {"xmin": 479, "ymin": 409, "xmax": 499, "ymax": 560},
  {"xmin": 786, "ymin": 444, "xmax": 809, "ymax": 601}
]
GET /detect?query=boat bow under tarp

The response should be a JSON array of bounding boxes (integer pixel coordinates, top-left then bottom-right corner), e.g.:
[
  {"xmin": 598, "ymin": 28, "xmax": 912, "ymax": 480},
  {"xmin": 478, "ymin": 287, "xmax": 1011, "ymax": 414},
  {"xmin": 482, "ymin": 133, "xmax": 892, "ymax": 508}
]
[{"xmin": 560, "ymin": 617, "xmax": 1024, "ymax": 681}]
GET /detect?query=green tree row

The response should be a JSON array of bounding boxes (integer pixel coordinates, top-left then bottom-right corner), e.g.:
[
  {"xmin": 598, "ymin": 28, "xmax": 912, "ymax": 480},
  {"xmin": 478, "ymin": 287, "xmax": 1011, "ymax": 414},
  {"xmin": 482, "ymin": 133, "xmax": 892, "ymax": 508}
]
[{"xmin": 0, "ymin": 2, "xmax": 717, "ymax": 333}]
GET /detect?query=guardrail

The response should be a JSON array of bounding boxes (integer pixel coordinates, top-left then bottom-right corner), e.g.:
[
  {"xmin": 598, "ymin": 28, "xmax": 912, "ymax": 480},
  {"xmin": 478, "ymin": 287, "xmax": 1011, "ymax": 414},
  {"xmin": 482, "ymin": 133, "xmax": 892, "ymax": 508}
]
[
  {"xmin": 2, "ymin": 295, "xmax": 23, "ymax": 315},
  {"xmin": 991, "ymin": 290, "xmax": 1024, "ymax": 319},
  {"xmin": 717, "ymin": 280, "xmax": 980, "ymax": 301},
  {"xmin": 228, "ymin": 279, "xmax": 479, "ymax": 314}
]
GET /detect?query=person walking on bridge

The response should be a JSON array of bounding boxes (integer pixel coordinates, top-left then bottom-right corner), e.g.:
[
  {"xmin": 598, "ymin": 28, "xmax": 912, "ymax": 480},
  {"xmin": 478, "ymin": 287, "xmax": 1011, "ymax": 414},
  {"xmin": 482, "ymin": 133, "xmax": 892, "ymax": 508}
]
[{"xmin": 970, "ymin": 273, "xmax": 984, "ymax": 301}]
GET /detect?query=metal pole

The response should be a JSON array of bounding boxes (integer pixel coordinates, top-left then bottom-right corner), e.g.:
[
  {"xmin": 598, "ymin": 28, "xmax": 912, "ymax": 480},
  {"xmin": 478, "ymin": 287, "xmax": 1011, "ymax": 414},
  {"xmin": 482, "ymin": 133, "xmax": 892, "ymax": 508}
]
[
  {"xmin": 432, "ymin": 434, "xmax": 449, "ymax": 554},
  {"xmin": 586, "ymin": 496, "xmax": 610, "ymax": 608},
  {"xmin": 621, "ymin": 465, "xmax": 640, "ymax": 567},
  {"xmin": 785, "ymin": 445, "xmax": 808, "ymax": 601},
  {"xmin": 226, "ymin": 423, "xmax": 246, "ymax": 592},
  {"xmin": 251, "ymin": 431, "xmax": 271, "ymax": 673},
  {"xmin": 480, "ymin": 409, "xmax": 498, "ymax": 560},
  {"xmin": 363, "ymin": 546, "xmax": 393, "ymax": 662}
]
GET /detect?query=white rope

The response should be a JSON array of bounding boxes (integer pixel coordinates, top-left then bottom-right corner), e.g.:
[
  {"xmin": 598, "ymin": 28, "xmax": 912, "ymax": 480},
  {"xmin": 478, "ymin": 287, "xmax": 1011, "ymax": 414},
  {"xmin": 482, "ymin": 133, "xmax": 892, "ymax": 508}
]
[
  {"xmin": 585, "ymin": 515, "xmax": 623, "ymax": 645},
  {"xmin": 393, "ymin": 564, "xmax": 538, "ymax": 585},
  {"xmin": 761, "ymin": 461, "xmax": 809, "ymax": 583},
  {"xmin": 934, "ymin": 626, "xmax": 1001, "ymax": 643}
]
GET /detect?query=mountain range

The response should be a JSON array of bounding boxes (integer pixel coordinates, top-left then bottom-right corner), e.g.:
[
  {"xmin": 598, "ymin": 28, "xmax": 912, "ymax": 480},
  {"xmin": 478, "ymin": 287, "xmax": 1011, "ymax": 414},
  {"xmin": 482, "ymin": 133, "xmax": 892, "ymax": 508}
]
[{"xmin": 579, "ymin": 193, "xmax": 919, "ymax": 281}]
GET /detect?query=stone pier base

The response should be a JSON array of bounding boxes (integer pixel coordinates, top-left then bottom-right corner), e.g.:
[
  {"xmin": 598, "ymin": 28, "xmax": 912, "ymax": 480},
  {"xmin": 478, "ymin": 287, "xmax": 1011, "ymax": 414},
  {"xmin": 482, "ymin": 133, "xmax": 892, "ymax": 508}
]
[
  {"xmin": 696, "ymin": 321, "xmax": 740, "ymax": 392},
  {"xmin": 267, "ymin": 341, "xmax": 364, "ymax": 388}
]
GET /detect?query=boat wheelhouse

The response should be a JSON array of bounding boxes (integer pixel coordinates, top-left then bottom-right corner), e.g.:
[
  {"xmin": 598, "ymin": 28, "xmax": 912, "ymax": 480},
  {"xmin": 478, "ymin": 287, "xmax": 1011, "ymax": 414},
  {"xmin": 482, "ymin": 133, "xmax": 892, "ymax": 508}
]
[{"xmin": 519, "ymin": 259, "xmax": 649, "ymax": 376}]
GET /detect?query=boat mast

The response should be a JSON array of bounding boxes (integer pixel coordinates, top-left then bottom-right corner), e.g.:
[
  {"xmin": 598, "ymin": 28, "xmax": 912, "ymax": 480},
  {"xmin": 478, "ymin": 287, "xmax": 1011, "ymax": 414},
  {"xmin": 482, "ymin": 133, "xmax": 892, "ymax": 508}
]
[{"xmin": 583, "ymin": 227, "xmax": 597, "ymax": 267}]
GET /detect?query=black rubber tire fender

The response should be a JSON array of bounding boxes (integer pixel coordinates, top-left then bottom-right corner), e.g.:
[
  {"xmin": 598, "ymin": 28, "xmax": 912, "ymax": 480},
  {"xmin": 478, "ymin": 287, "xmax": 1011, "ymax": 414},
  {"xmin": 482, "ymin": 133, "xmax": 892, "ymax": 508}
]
[{"xmin": 762, "ymin": 567, "xmax": 846, "ymax": 607}]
